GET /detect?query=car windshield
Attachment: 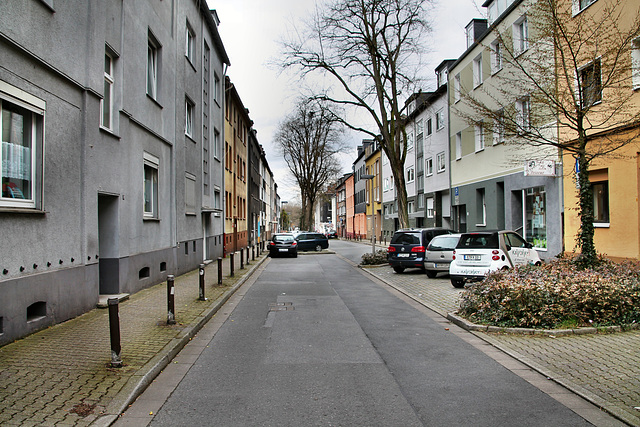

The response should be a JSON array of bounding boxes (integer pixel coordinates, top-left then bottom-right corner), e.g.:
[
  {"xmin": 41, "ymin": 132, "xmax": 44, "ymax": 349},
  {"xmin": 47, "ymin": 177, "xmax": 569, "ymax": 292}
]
[
  {"xmin": 457, "ymin": 234, "xmax": 499, "ymax": 249},
  {"xmin": 391, "ymin": 233, "xmax": 420, "ymax": 245},
  {"xmin": 428, "ymin": 236, "xmax": 459, "ymax": 250},
  {"xmin": 273, "ymin": 235, "xmax": 294, "ymax": 243}
]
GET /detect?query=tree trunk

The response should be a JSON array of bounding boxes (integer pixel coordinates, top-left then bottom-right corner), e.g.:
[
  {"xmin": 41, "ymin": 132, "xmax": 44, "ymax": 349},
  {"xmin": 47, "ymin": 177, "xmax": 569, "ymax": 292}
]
[{"xmin": 576, "ymin": 135, "xmax": 597, "ymax": 268}]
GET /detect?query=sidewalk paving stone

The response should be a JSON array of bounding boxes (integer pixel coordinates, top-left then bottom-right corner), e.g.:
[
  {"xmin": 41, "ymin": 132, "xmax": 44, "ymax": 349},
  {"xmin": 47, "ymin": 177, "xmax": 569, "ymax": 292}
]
[{"xmin": 0, "ymin": 250, "xmax": 268, "ymax": 426}]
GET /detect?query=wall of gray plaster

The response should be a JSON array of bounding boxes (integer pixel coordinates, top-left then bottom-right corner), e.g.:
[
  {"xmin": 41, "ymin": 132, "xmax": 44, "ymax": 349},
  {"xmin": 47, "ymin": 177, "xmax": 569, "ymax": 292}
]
[{"xmin": 451, "ymin": 172, "xmax": 563, "ymax": 260}]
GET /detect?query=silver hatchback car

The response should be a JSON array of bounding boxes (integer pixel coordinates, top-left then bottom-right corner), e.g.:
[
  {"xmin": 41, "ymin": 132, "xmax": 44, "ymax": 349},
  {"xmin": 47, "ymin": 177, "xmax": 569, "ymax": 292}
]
[{"xmin": 424, "ymin": 234, "xmax": 461, "ymax": 278}]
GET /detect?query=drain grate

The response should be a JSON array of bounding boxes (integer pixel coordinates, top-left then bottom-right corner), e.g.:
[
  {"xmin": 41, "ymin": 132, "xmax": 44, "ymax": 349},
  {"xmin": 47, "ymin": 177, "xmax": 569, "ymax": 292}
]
[{"xmin": 269, "ymin": 302, "xmax": 294, "ymax": 311}]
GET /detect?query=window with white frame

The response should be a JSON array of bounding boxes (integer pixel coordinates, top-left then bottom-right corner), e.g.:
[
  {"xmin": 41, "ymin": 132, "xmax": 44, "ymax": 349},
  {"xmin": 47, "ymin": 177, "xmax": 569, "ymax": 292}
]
[
  {"xmin": 214, "ymin": 129, "xmax": 220, "ymax": 159},
  {"xmin": 455, "ymin": 131, "xmax": 462, "ymax": 160},
  {"xmin": 475, "ymin": 122, "xmax": 485, "ymax": 152},
  {"xmin": 214, "ymin": 188, "xmax": 221, "ymax": 210},
  {"xmin": 185, "ymin": 97, "xmax": 194, "ymax": 138},
  {"xmin": 473, "ymin": 54, "xmax": 483, "ymax": 87},
  {"xmin": 633, "ymin": 38, "xmax": 640, "ymax": 90},
  {"xmin": 436, "ymin": 109, "xmax": 444, "ymax": 130},
  {"xmin": 425, "ymin": 157, "xmax": 433, "ymax": 176},
  {"xmin": 427, "ymin": 197, "xmax": 434, "ymax": 218},
  {"xmin": 579, "ymin": 58, "xmax": 602, "ymax": 108},
  {"xmin": 491, "ymin": 40, "xmax": 502, "ymax": 74},
  {"xmin": 454, "ymin": 73, "xmax": 461, "ymax": 102},
  {"xmin": 101, "ymin": 50, "xmax": 114, "ymax": 130},
  {"xmin": 384, "ymin": 177, "xmax": 389, "ymax": 192},
  {"xmin": 494, "ymin": 109, "xmax": 505, "ymax": 144},
  {"xmin": 436, "ymin": 152, "xmax": 446, "ymax": 173},
  {"xmin": 427, "ymin": 118, "xmax": 432, "ymax": 135},
  {"xmin": 185, "ymin": 172, "xmax": 196, "ymax": 214},
  {"xmin": 406, "ymin": 167, "xmax": 415, "ymax": 183},
  {"xmin": 513, "ymin": 16, "xmax": 528, "ymax": 55},
  {"xmin": 143, "ymin": 152, "xmax": 159, "ymax": 218},
  {"xmin": 407, "ymin": 131, "xmax": 414, "ymax": 151},
  {"xmin": 416, "ymin": 119, "xmax": 424, "ymax": 136},
  {"xmin": 408, "ymin": 201, "xmax": 414, "ymax": 214},
  {"xmin": 573, "ymin": 0, "xmax": 597, "ymax": 15},
  {"xmin": 185, "ymin": 22, "xmax": 195, "ymax": 64},
  {"xmin": 516, "ymin": 97, "xmax": 530, "ymax": 132},
  {"xmin": 147, "ymin": 31, "xmax": 160, "ymax": 100},
  {"xmin": 0, "ymin": 88, "xmax": 45, "ymax": 209}
]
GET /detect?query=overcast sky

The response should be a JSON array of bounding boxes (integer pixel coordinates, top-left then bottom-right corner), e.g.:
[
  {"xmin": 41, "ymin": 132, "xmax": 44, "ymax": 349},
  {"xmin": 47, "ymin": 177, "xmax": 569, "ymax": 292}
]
[{"xmin": 209, "ymin": 0, "xmax": 482, "ymax": 203}]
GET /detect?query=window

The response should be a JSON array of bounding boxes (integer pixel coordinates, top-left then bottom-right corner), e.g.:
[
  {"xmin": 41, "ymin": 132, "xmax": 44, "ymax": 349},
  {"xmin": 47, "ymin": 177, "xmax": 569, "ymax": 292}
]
[
  {"xmin": 455, "ymin": 132, "xmax": 462, "ymax": 160},
  {"xmin": 101, "ymin": 51, "xmax": 114, "ymax": 130},
  {"xmin": 214, "ymin": 188, "xmax": 221, "ymax": 210},
  {"xmin": 573, "ymin": 0, "xmax": 597, "ymax": 14},
  {"xmin": 513, "ymin": 16, "xmax": 528, "ymax": 55},
  {"xmin": 214, "ymin": 73, "xmax": 221, "ymax": 105},
  {"xmin": 476, "ymin": 188, "xmax": 486, "ymax": 226},
  {"xmin": 425, "ymin": 157, "xmax": 433, "ymax": 176},
  {"xmin": 436, "ymin": 109, "xmax": 444, "ymax": 130},
  {"xmin": 475, "ymin": 123, "xmax": 485, "ymax": 152},
  {"xmin": 408, "ymin": 201, "xmax": 414, "ymax": 214},
  {"xmin": 384, "ymin": 177, "xmax": 389, "ymax": 192},
  {"xmin": 214, "ymin": 129, "xmax": 221, "ymax": 159},
  {"xmin": 407, "ymin": 131, "xmax": 414, "ymax": 151},
  {"xmin": 185, "ymin": 98, "xmax": 194, "ymax": 138},
  {"xmin": 0, "ymin": 90, "xmax": 45, "ymax": 209},
  {"xmin": 143, "ymin": 153, "xmax": 159, "ymax": 218},
  {"xmin": 524, "ymin": 186, "xmax": 547, "ymax": 248},
  {"xmin": 491, "ymin": 41, "xmax": 502, "ymax": 74},
  {"xmin": 632, "ymin": 38, "xmax": 640, "ymax": 90},
  {"xmin": 185, "ymin": 22, "xmax": 195, "ymax": 64},
  {"xmin": 185, "ymin": 173, "xmax": 196, "ymax": 214},
  {"xmin": 454, "ymin": 74, "xmax": 461, "ymax": 103},
  {"xmin": 427, "ymin": 197, "xmax": 434, "ymax": 218},
  {"xmin": 592, "ymin": 181, "xmax": 609, "ymax": 223},
  {"xmin": 147, "ymin": 32, "xmax": 160, "ymax": 99},
  {"xmin": 579, "ymin": 58, "xmax": 602, "ymax": 108},
  {"xmin": 516, "ymin": 97, "xmax": 530, "ymax": 132},
  {"xmin": 416, "ymin": 119, "xmax": 424, "ymax": 136},
  {"xmin": 427, "ymin": 118, "xmax": 432, "ymax": 135},
  {"xmin": 436, "ymin": 152, "xmax": 446, "ymax": 173},
  {"xmin": 466, "ymin": 23, "xmax": 474, "ymax": 49},
  {"xmin": 493, "ymin": 109, "xmax": 505, "ymax": 144},
  {"xmin": 437, "ymin": 68, "xmax": 447, "ymax": 88},
  {"xmin": 473, "ymin": 54, "xmax": 483, "ymax": 87},
  {"xmin": 406, "ymin": 167, "xmax": 415, "ymax": 183}
]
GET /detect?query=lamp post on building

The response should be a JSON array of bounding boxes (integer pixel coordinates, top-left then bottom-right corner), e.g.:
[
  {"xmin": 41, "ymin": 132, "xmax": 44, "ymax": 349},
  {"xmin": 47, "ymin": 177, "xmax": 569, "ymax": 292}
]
[{"xmin": 361, "ymin": 174, "xmax": 375, "ymax": 255}]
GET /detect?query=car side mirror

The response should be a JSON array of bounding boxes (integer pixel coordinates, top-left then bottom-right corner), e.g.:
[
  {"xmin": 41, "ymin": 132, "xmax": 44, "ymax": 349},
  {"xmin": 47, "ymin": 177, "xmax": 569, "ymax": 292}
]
[
  {"xmin": 526, "ymin": 242, "xmax": 533, "ymax": 249},
  {"xmin": 506, "ymin": 245, "xmax": 512, "ymax": 251}
]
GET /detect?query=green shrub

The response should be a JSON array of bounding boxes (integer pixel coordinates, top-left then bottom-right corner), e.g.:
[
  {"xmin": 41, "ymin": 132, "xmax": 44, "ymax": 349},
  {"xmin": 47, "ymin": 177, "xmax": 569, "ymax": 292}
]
[
  {"xmin": 458, "ymin": 255, "xmax": 640, "ymax": 329},
  {"xmin": 360, "ymin": 249, "xmax": 388, "ymax": 266}
]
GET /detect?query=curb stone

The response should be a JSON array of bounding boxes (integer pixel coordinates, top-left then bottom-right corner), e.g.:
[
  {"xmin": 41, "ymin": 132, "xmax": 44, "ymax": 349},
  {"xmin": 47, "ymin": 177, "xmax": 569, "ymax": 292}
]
[{"xmin": 90, "ymin": 255, "xmax": 268, "ymax": 427}]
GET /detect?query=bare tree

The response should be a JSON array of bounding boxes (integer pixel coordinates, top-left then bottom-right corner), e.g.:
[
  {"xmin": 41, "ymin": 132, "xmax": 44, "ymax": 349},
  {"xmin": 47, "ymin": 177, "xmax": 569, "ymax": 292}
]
[
  {"xmin": 275, "ymin": 99, "xmax": 345, "ymax": 231},
  {"xmin": 279, "ymin": 0, "xmax": 434, "ymax": 229},
  {"xmin": 454, "ymin": 0, "xmax": 640, "ymax": 267}
]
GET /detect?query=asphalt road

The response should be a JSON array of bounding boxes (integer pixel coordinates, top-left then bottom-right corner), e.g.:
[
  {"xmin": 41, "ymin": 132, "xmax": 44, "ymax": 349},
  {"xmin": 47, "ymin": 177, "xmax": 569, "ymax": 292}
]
[{"xmin": 145, "ymin": 242, "xmax": 592, "ymax": 426}]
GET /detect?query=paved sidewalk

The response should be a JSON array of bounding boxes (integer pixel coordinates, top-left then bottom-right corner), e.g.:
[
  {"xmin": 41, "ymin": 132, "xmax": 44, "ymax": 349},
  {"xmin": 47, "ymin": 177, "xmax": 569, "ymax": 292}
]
[
  {"xmin": 0, "ymin": 249, "xmax": 268, "ymax": 426},
  {"xmin": 361, "ymin": 263, "xmax": 640, "ymax": 427}
]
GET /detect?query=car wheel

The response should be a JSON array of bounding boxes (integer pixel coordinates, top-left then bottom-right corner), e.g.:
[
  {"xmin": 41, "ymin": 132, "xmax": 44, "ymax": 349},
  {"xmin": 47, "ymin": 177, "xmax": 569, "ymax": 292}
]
[
  {"xmin": 426, "ymin": 270, "xmax": 437, "ymax": 278},
  {"xmin": 315, "ymin": 244, "xmax": 322, "ymax": 252},
  {"xmin": 451, "ymin": 278, "xmax": 465, "ymax": 288},
  {"xmin": 393, "ymin": 266, "xmax": 405, "ymax": 274}
]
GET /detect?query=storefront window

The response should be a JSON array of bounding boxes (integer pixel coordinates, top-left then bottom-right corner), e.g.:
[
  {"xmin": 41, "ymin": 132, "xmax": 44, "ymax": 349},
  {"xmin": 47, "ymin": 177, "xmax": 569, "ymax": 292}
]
[{"xmin": 525, "ymin": 186, "xmax": 547, "ymax": 249}]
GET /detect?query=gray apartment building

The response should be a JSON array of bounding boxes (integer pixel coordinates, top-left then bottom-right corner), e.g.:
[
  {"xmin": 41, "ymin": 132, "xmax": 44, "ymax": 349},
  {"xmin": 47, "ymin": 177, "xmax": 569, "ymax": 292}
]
[{"xmin": 0, "ymin": 0, "xmax": 229, "ymax": 345}]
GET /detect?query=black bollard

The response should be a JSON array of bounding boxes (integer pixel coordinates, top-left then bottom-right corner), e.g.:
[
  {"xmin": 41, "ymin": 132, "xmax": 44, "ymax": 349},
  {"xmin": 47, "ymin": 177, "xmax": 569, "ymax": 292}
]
[
  {"xmin": 167, "ymin": 275, "xmax": 176, "ymax": 325},
  {"xmin": 246, "ymin": 246, "xmax": 250, "ymax": 264},
  {"xmin": 240, "ymin": 248, "xmax": 244, "ymax": 269},
  {"xmin": 252, "ymin": 245, "xmax": 255, "ymax": 261},
  {"xmin": 230, "ymin": 252, "xmax": 235, "ymax": 277},
  {"xmin": 199, "ymin": 264, "xmax": 206, "ymax": 301},
  {"xmin": 217, "ymin": 257, "xmax": 222, "ymax": 285},
  {"xmin": 108, "ymin": 298, "xmax": 122, "ymax": 368}
]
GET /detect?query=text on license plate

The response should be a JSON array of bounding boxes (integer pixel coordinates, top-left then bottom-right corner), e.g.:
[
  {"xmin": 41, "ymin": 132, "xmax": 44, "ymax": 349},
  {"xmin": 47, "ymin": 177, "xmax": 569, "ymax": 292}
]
[
  {"xmin": 279, "ymin": 248, "xmax": 289, "ymax": 252},
  {"xmin": 397, "ymin": 253, "xmax": 410, "ymax": 258},
  {"xmin": 464, "ymin": 254, "xmax": 481, "ymax": 260}
]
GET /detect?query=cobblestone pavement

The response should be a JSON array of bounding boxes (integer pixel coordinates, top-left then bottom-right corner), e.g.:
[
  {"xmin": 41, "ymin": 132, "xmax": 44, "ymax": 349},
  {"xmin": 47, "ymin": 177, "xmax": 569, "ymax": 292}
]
[
  {"xmin": 0, "ymin": 250, "xmax": 267, "ymax": 426},
  {"xmin": 364, "ymin": 265, "xmax": 640, "ymax": 427}
]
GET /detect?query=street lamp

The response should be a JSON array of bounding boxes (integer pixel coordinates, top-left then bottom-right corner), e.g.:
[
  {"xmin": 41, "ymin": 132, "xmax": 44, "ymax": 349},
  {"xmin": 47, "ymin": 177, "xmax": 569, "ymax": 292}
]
[{"xmin": 361, "ymin": 174, "xmax": 375, "ymax": 255}]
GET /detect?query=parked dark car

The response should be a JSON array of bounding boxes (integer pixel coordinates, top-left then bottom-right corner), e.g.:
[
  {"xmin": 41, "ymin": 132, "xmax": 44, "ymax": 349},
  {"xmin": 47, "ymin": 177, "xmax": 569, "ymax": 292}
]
[
  {"xmin": 387, "ymin": 228, "xmax": 452, "ymax": 273},
  {"xmin": 296, "ymin": 232, "xmax": 329, "ymax": 252},
  {"xmin": 424, "ymin": 233, "xmax": 462, "ymax": 278},
  {"xmin": 268, "ymin": 233, "xmax": 298, "ymax": 258}
]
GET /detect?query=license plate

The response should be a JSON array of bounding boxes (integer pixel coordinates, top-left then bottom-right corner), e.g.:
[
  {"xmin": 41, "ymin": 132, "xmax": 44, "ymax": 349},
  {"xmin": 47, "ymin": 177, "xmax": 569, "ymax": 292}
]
[
  {"xmin": 397, "ymin": 253, "xmax": 410, "ymax": 258},
  {"xmin": 464, "ymin": 254, "xmax": 481, "ymax": 260},
  {"xmin": 279, "ymin": 248, "xmax": 289, "ymax": 252}
]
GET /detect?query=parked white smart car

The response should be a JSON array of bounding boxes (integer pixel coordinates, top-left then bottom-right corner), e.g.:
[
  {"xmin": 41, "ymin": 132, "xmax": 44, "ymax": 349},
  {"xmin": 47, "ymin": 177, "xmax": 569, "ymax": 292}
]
[{"xmin": 449, "ymin": 230, "xmax": 542, "ymax": 288}]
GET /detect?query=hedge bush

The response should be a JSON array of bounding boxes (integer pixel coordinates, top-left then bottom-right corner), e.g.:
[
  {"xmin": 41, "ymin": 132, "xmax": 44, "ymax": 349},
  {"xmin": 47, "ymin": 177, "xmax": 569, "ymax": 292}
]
[
  {"xmin": 360, "ymin": 249, "xmax": 389, "ymax": 266},
  {"xmin": 458, "ymin": 255, "xmax": 640, "ymax": 329}
]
